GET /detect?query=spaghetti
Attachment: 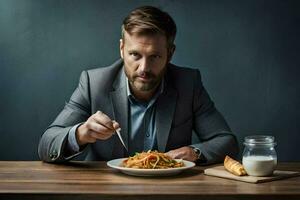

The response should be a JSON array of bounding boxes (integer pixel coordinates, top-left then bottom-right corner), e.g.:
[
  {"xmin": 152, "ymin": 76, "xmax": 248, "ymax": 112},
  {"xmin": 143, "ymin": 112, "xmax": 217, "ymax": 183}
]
[{"xmin": 122, "ymin": 150, "xmax": 184, "ymax": 169}]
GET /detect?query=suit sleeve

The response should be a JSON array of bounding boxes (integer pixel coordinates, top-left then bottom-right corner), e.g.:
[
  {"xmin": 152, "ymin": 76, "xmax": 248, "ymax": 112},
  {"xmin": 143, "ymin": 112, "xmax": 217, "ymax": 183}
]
[
  {"xmin": 192, "ymin": 70, "xmax": 239, "ymax": 165},
  {"xmin": 38, "ymin": 71, "xmax": 91, "ymax": 163}
]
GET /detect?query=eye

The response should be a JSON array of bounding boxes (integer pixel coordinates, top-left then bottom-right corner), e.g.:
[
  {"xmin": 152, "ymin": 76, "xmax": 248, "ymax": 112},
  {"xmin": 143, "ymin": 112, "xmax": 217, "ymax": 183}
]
[
  {"xmin": 129, "ymin": 52, "xmax": 140, "ymax": 59},
  {"xmin": 151, "ymin": 55, "xmax": 161, "ymax": 59},
  {"xmin": 130, "ymin": 52, "xmax": 138, "ymax": 56}
]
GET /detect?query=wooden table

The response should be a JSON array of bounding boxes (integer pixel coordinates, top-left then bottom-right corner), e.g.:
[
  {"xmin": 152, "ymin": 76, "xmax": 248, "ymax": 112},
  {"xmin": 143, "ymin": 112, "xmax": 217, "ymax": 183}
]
[{"xmin": 0, "ymin": 161, "xmax": 299, "ymax": 200}]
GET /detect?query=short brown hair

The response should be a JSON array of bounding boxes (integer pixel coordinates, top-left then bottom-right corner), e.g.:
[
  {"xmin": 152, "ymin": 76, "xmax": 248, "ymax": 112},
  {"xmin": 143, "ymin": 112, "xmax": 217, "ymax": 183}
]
[{"xmin": 122, "ymin": 6, "xmax": 177, "ymax": 50}]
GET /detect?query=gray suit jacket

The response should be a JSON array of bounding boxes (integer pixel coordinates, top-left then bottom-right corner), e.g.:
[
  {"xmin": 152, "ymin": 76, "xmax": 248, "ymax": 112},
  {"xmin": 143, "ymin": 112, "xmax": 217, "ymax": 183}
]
[{"xmin": 38, "ymin": 59, "xmax": 238, "ymax": 164}]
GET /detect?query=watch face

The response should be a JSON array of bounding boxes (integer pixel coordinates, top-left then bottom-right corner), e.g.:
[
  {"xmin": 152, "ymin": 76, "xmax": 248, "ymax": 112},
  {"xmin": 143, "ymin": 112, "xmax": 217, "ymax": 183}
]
[{"xmin": 193, "ymin": 147, "xmax": 201, "ymax": 159}]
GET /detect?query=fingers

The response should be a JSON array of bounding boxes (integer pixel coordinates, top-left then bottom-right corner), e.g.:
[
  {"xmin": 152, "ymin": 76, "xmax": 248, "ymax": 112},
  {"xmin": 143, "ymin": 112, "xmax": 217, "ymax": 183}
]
[
  {"xmin": 112, "ymin": 120, "xmax": 120, "ymax": 130},
  {"xmin": 84, "ymin": 111, "xmax": 120, "ymax": 141},
  {"xmin": 165, "ymin": 150, "xmax": 183, "ymax": 159},
  {"xmin": 76, "ymin": 111, "xmax": 121, "ymax": 146},
  {"xmin": 93, "ymin": 111, "xmax": 115, "ymax": 130},
  {"xmin": 80, "ymin": 130, "xmax": 112, "ymax": 143},
  {"xmin": 165, "ymin": 146, "xmax": 196, "ymax": 162},
  {"xmin": 86, "ymin": 121, "xmax": 112, "ymax": 134},
  {"xmin": 89, "ymin": 130, "xmax": 113, "ymax": 140}
]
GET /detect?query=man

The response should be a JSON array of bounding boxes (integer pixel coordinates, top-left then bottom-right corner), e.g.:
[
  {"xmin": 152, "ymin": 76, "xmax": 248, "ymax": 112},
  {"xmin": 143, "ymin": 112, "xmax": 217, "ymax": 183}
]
[{"xmin": 38, "ymin": 6, "xmax": 238, "ymax": 164}]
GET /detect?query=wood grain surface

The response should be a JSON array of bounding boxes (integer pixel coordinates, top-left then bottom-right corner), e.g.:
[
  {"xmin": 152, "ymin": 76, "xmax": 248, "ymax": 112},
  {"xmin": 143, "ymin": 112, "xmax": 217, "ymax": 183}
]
[{"xmin": 0, "ymin": 161, "xmax": 300, "ymax": 200}]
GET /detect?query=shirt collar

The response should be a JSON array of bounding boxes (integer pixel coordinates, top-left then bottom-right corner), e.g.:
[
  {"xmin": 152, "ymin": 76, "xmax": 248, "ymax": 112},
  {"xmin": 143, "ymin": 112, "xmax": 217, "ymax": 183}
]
[{"xmin": 126, "ymin": 76, "xmax": 164, "ymax": 106}]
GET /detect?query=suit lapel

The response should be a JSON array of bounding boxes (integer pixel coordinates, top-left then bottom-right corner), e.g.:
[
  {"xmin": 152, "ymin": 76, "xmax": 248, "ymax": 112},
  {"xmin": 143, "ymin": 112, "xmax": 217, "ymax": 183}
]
[
  {"xmin": 110, "ymin": 68, "xmax": 129, "ymax": 157},
  {"xmin": 155, "ymin": 82, "xmax": 177, "ymax": 152},
  {"xmin": 109, "ymin": 64, "xmax": 178, "ymax": 155}
]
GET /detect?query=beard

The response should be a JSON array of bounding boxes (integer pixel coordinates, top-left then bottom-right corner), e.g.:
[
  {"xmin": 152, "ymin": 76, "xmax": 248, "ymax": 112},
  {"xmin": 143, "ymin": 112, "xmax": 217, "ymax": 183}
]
[{"xmin": 125, "ymin": 68, "xmax": 166, "ymax": 92}]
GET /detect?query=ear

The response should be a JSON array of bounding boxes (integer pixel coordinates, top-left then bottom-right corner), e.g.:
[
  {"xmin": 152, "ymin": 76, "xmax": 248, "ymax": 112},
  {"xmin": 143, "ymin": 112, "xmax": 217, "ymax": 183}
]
[
  {"xmin": 167, "ymin": 44, "xmax": 176, "ymax": 62},
  {"xmin": 120, "ymin": 39, "xmax": 124, "ymax": 59}
]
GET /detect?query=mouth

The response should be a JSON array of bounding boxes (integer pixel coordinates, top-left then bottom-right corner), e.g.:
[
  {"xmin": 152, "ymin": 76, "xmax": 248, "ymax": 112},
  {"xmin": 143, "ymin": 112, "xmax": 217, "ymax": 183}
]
[
  {"xmin": 137, "ymin": 76, "xmax": 151, "ymax": 82},
  {"xmin": 135, "ymin": 73, "xmax": 154, "ymax": 82}
]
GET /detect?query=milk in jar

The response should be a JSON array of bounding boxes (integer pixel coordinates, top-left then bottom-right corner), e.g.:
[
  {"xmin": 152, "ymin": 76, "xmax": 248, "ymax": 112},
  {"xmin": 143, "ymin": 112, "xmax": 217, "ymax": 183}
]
[
  {"xmin": 242, "ymin": 135, "xmax": 277, "ymax": 176},
  {"xmin": 242, "ymin": 156, "xmax": 277, "ymax": 176}
]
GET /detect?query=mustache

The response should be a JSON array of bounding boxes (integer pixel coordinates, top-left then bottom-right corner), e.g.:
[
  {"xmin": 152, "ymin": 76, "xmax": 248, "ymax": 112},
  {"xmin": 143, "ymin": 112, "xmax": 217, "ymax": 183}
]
[{"xmin": 134, "ymin": 71, "xmax": 155, "ymax": 79}]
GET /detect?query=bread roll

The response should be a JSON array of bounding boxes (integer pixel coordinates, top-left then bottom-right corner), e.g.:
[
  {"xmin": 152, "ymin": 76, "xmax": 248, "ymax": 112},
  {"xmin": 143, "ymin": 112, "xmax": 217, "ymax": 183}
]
[{"xmin": 224, "ymin": 155, "xmax": 247, "ymax": 176}]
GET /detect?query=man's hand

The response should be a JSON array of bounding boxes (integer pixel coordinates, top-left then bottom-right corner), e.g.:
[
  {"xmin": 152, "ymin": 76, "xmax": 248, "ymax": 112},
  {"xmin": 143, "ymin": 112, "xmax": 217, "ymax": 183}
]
[
  {"xmin": 165, "ymin": 146, "xmax": 198, "ymax": 162},
  {"xmin": 76, "ymin": 111, "xmax": 120, "ymax": 146}
]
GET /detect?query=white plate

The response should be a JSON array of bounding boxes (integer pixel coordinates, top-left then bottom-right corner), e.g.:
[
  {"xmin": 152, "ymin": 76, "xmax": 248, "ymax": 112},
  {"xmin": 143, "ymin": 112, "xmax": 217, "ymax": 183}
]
[{"xmin": 107, "ymin": 158, "xmax": 195, "ymax": 177}]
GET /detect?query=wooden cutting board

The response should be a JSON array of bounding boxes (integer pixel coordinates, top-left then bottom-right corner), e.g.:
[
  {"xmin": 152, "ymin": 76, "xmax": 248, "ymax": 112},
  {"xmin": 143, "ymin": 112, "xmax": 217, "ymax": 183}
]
[{"xmin": 204, "ymin": 165, "xmax": 300, "ymax": 183}]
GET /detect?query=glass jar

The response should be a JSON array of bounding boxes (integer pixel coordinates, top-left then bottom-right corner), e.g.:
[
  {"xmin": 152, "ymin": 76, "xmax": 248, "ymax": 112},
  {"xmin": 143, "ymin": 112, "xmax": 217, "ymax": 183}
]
[{"xmin": 242, "ymin": 135, "xmax": 277, "ymax": 176}]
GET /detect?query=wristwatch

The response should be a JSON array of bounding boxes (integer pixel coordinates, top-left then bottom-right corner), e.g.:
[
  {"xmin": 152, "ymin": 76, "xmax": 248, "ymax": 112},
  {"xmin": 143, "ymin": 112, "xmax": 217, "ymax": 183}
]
[{"xmin": 191, "ymin": 146, "xmax": 202, "ymax": 160}]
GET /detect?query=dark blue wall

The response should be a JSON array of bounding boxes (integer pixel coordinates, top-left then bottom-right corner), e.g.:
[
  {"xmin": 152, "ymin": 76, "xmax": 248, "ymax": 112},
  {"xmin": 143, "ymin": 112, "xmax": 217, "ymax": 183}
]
[{"xmin": 1, "ymin": 0, "xmax": 299, "ymax": 161}]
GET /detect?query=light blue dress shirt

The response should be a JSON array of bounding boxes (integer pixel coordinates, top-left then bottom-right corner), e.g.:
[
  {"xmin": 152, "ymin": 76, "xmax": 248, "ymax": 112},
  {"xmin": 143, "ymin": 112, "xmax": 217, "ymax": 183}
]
[
  {"xmin": 126, "ymin": 77, "xmax": 164, "ymax": 156},
  {"xmin": 66, "ymin": 77, "xmax": 164, "ymax": 156}
]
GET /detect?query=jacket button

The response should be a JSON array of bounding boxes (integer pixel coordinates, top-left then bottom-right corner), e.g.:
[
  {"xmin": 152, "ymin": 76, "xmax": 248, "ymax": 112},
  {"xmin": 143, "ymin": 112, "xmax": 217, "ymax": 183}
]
[
  {"xmin": 50, "ymin": 150, "xmax": 58, "ymax": 160},
  {"xmin": 52, "ymin": 150, "xmax": 58, "ymax": 157}
]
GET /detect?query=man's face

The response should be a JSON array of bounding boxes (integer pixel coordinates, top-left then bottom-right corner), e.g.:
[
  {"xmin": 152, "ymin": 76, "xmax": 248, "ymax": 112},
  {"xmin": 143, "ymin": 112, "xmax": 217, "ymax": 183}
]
[{"xmin": 120, "ymin": 31, "xmax": 172, "ymax": 94}]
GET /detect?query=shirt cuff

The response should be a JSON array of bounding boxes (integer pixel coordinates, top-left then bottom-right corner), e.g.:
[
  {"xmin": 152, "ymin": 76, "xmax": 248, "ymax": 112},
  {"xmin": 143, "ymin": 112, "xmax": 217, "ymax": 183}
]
[{"xmin": 67, "ymin": 123, "xmax": 83, "ymax": 153}]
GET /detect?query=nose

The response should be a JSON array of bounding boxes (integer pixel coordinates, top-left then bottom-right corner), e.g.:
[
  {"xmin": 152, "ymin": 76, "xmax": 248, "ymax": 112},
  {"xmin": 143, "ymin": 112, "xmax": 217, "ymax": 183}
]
[{"xmin": 138, "ymin": 58, "xmax": 151, "ymax": 73}]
